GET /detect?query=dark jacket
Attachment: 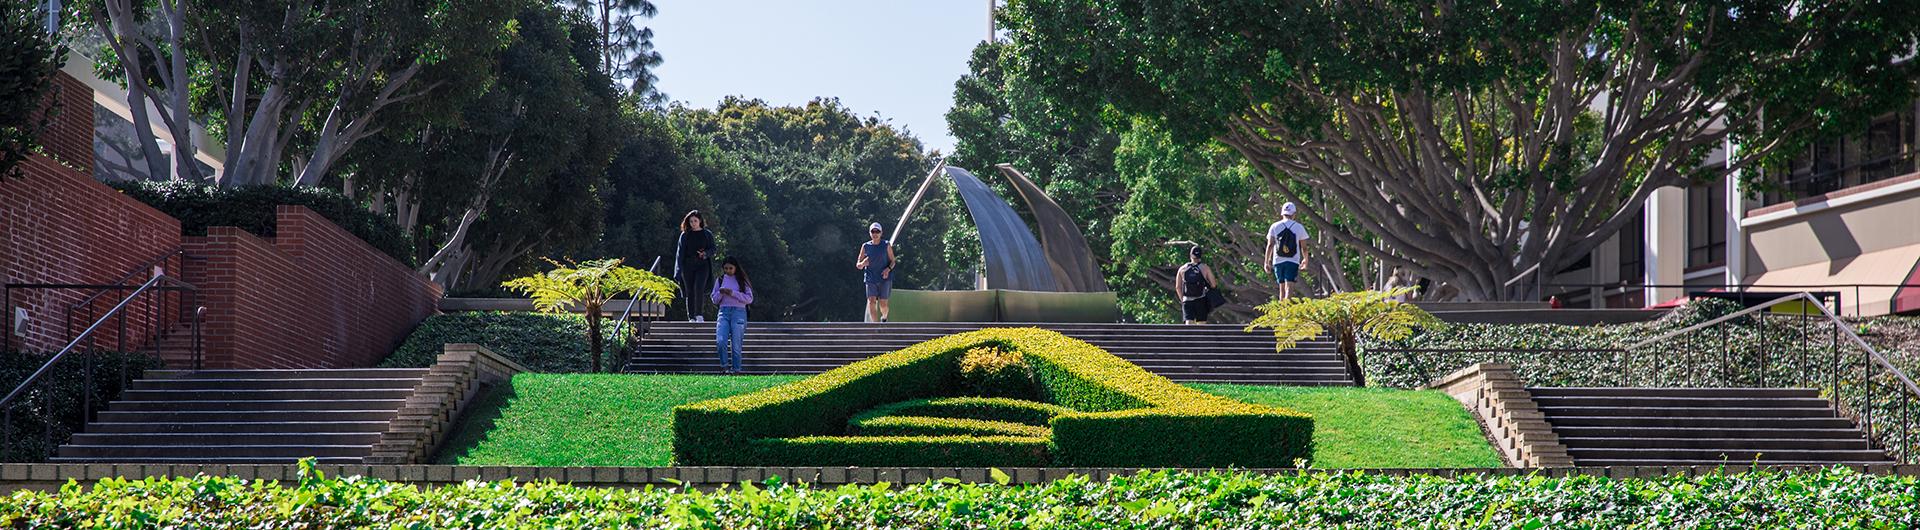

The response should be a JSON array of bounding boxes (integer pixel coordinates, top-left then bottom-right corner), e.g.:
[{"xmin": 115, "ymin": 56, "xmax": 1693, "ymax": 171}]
[{"xmin": 674, "ymin": 230, "xmax": 715, "ymax": 279}]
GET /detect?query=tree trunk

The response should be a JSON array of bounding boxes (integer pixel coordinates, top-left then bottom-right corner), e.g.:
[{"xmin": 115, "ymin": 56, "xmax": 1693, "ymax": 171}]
[
  {"xmin": 1338, "ymin": 330, "xmax": 1365, "ymax": 387},
  {"xmin": 586, "ymin": 302, "xmax": 603, "ymax": 373}
]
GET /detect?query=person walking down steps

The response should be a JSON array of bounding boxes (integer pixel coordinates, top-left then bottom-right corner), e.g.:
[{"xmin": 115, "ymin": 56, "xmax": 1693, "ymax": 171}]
[
  {"xmin": 676, "ymin": 210, "xmax": 717, "ymax": 321},
  {"xmin": 711, "ymin": 257, "xmax": 753, "ymax": 374},
  {"xmin": 856, "ymin": 222, "xmax": 896, "ymax": 322}
]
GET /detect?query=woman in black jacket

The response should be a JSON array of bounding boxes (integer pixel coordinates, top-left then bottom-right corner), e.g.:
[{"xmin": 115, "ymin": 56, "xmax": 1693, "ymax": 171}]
[{"xmin": 675, "ymin": 210, "xmax": 717, "ymax": 321}]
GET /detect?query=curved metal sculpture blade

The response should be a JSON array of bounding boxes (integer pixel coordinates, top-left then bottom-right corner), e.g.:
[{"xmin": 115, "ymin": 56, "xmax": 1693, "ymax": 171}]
[
  {"xmin": 946, "ymin": 166, "xmax": 1061, "ymax": 291},
  {"xmin": 993, "ymin": 164, "xmax": 1110, "ymax": 292}
]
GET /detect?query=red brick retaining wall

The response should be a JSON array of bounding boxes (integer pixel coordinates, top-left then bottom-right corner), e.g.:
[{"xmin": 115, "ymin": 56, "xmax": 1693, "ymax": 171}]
[{"xmin": 185, "ymin": 207, "xmax": 441, "ymax": 368}]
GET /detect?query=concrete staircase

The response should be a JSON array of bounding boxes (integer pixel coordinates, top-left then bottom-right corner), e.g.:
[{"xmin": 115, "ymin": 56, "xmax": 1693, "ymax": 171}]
[
  {"xmin": 1531, "ymin": 387, "xmax": 1893, "ymax": 466},
  {"xmin": 51, "ymin": 369, "xmax": 426, "ymax": 463},
  {"xmin": 623, "ymin": 322, "xmax": 1354, "ymax": 386}
]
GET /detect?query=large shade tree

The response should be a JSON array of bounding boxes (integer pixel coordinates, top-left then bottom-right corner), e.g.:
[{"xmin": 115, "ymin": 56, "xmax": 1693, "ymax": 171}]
[
  {"xmin": 1, "ymin": 0, "xmax": 64, "ymax": 179},
  {"xmin": 1004, "ymin": 0, "xmax": 1920, "ymax": 300}
]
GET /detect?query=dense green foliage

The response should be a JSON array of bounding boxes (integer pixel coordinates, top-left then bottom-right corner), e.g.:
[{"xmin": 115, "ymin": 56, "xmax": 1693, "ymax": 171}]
[
  {"xmin": 0, "ymin": 350, "xmax": 160, "ymax": 461},
  {"xmin": 0, "ymin": 0, "xmax": 62, "ymax": 179},
  {"xmin": 665, "ymin": 98, "xmax": 965, "ymax": 321},
  {"xmin": 380, "ymin": 312, "xmax": 624, "ymax": 373},
  {"xmin": 1000, "ymin": 0, "xmax": 1920, "ymax": 301},
  {"xmin": 1193, "ymin": 385, "xmax": 1502, "ymax": 469},
  {"xmin": 853, "ymin": 397, "xmax": 1073, "ymax": 427},
  {"xmin": 502, "ymin": 258, "xmax": 676, "ymax": 372},
  {"xmin": 956, "ymin": 345, "xmax": 1037, "ymax": 399},
  {"xmin": 9, "ymin": 465, "xmax": 1917, "ymax": 528},
  {"xmin": 674, "ymin": 329, "xmax": 1313, "ymax": 468},
  {"xmin": 109, "ymin": 180, "xmax": 415, "ymax": 267},
  {"xmin": 435, "ymin": 373, "xmax": 800, "ymax": 466}
]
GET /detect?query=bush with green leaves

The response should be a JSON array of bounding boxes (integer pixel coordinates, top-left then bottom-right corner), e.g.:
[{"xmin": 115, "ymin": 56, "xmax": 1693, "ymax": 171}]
[
  {"xmin": 956, "ymin": 345, "xmax": 1037, "ymax": 399},
  {"xmin": 1246, "ymin": 287, "xmax": 1442, "ymax": 387},
  {"xmin": 673, "ymin": 328, "xmax": 1312, "ymax": 468},
  {"xmin": 380, "ymin": 311, "xmax": 624, "ymax": 373},
  {"xmin": 4, "ymin": 464, "xmax": 1916, "ymax": 528},
  {"xmin": 0, "ymin": 350, "xmax": 161, "ymax": 461},
  {"xmin": 108, "ymin": 180, "xmax": 415, "ymax": 267}
]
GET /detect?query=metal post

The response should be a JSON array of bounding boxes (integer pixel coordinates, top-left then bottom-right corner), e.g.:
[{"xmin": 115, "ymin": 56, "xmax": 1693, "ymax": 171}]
[
  {"xmin": 2, "ymin": 286, "xmax": 9, "ymax": 354},
  {"xmin": 1759, "ymin": 314, "xmax": 1768, "ymax": 388},
  {"xmin": 1867, "ymin": 359, "xmax": 1876, "ymax": 444}
]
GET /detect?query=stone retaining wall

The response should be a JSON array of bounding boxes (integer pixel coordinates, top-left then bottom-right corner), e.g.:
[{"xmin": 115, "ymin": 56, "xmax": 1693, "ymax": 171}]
[
  {"xmin": 1428, "ymin": 363, "xmax": 1574, "ymax": 467},
  {"xmin": 368, "ymin": 344, "xmax": 527, "ymax": 464},
  {"xmin": 3, "ymin": 463, "xmax": 1915, "ymax": 493}
]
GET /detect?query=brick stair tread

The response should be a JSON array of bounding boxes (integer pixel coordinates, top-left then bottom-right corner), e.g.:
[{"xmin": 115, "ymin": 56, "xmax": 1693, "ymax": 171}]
[
  {"xmin": 71, "ymin": 433, "xmax": 383, "ymax": 444},
  {"xmin": 81, "ymin": 421, "xmax": 391, "ymax": 433},
  {"xmin": 1550, "ymin": 426, "xmax": 1868, "ymax": 439},
  {"xmin": 1556, "ymin": 437, "xmax": 1872, "ymax": 449},
  {"xmin": 130, "ymin": 378, "xmax": 424, "ymax": 390},
  {"xmin": 1564, "ymin": 447, "xmax": 1890, "ymax": 459},
  {"xmin": 1526, "ymin": 387, "xmax": 1820, "ymax": 398},
  {"xmin": 145, "ymin": 369, "xmax": 429, "ymax": 379},
  {"xmin": 1534, "ymin": 406, "xmax": 1838, "ymax": 417}
]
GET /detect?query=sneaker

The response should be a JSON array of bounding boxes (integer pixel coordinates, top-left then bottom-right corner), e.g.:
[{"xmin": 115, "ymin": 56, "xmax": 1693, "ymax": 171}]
[{"xmin": 693, "ymin": 315, "xmax": 705, "ymax": 322}]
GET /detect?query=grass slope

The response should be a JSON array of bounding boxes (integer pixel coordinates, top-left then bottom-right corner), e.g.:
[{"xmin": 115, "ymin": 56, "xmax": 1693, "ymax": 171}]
[
  {"xmin": 436, "ymin": 374, "xmax": 1499, "ymax": 468},
  {"xmin": 1190, "ymin": 384, "xmax": 1503, "ymax": 468},
  {"xmin": 436, "ymin": 374, "xmax": 800, "ymax": 466}
]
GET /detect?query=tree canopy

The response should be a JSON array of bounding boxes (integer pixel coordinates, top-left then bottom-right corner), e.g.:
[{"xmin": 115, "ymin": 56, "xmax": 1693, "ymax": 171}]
[
  {"xmin": 0, "ymin": 0, "xmax": 63, "ymax": 179},
  {"xmin": 1002, "ymin": 0, "xmax": 1920, "ymax": 300}
]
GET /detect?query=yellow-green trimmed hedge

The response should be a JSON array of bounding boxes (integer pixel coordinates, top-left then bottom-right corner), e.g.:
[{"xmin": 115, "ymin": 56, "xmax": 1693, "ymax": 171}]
[
  {"xmin": 852, "ymin": 415, "xmax": 1051, "ymax": 438},
  {"xmin": 748, "ymin": 435, "xmax": 1052, "ymax": 467},
  {"xmin": 672, "ymin": 328, "xmax": 1313, "ymax": 467},
  {"xmin": 851, "ymin": 397, "xmax": 1071, "ymax": 426}
]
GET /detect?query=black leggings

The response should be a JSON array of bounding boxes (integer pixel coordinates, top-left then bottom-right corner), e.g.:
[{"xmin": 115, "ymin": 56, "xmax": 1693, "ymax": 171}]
[{"xmin": 679, "ymin": 263, "xmax": 712, "ymax": 319}]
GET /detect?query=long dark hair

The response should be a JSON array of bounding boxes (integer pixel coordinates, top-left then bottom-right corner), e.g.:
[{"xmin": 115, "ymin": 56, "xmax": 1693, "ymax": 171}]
[
  {"xmin": 679, "ymin": 210, "xmax": 706, "ymax": 232},
  {"xmin": 721, "ymin": 257, "xmax": 751, "ymax": 293}
]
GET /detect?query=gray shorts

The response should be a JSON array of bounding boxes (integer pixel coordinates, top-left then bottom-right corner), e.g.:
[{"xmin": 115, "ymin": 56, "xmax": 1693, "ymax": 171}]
[{"xmin": 865, "ymin": 279, "xmax": 892, "ymax": 299}]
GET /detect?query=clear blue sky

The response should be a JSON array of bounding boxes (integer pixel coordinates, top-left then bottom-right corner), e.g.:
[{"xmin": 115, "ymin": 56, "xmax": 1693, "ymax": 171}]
[{"xmin": 650, "ymin": 0, "xmax": 992, "ymax": 155}]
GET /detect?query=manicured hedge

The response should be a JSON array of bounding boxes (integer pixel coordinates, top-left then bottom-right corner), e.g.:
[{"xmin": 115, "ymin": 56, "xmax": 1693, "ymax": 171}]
[
  {"xmin": 5, "ymin": 466, "xmax": 1915, "ymax": 528},
  {"xmin": 380, "ymin": 311, "xmax": 623, "ymax": 373},
  {"xmin": 851, "ymin": 397, "xmax": 1072, "ymax": 426},
  {"xmin": 750, "ymin": 435, "xmax": 1053, "ymax": 467},
  {"xmin": 109, "ymin": 179, "xmax": 416, "ymax": 267},
  {"xmin": 851, "ymin": 415, "xmax": 1051, "ymax": 438},
  {"xmin": 673, "ymin": 328, "xmax": 1313, "ymax": 467}
]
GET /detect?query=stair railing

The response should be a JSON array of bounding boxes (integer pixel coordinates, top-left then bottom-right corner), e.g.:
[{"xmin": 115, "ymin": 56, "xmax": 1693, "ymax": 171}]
[
  {"xmin": 1620, "ymin": 292, "xmax": 1919, "ymax": 464},
  {"xmin": 608, "ymin": 256, "xmax": 664, "ymax": 373},
  {"xmin": 0, "ymin": 274, "xmax": 201, "ymax": 461}
]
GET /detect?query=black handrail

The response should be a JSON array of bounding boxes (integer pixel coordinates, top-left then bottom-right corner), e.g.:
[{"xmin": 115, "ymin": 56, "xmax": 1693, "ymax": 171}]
[
  {"xmin": 1542, "ymin": 282, "xmax": 1920, "ymax": 317},
  {"xmin": 607, "ymin": 256, "xmax": 664, "ymax": 373},
  {"xmin": 1, "ymin": 274, "xmax": 202, "ymax": 461}
]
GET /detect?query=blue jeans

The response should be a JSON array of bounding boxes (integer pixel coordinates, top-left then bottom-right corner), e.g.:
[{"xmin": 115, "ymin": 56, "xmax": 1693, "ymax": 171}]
[{"xmin": 714, "ymin": 306, "xmax": 746, "ymax": 372}]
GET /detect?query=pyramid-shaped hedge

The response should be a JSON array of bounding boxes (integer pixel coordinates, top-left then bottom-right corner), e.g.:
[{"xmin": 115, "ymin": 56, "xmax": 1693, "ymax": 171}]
[{"xmin": 673, "ymin": 328, "xmax": 1313, "ymax": 467}]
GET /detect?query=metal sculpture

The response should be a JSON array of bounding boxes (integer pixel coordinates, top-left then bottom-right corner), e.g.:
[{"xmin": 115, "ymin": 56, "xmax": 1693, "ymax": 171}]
[{"xmin": 993, "ymin": 164, "xmax": 1109, "ymax": 292}]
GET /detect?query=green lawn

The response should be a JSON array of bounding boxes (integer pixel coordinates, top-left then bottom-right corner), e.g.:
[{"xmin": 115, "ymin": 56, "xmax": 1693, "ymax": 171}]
[
  {"xmin": 435, "ymin": 374, "xmax": 801, "ymax": 466},
  {"xmin": 436, "ymin": 374, "xmax": 1500, "ymax": 468},
  {"xmin": 1190, "ymin": 384, "xmax": 1503, "ymax": 468}
]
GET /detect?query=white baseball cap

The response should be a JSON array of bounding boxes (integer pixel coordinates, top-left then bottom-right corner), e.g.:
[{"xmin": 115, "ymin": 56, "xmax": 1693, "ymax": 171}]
[
  {"xmin": 869, "ymin": 222, "xmax": 884, "ymax": 232},
  {"xmin": 1281, "ymin": 202, "xmax": 1297, "ymax": 215}
]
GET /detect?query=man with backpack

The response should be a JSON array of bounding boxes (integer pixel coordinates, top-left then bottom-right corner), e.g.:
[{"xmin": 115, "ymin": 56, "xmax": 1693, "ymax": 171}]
[
  {"xmin": 1174, "ymin": 245, "xmax": 1222, "ymax": 324},
  {"xmin": 1264, "ymin": 202, "xmax": 1311, "ymax": 300}
]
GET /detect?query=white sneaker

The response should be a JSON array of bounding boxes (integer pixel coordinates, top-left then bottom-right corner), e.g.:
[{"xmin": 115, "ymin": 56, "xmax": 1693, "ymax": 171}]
[{"xmin": 693, "ymin": 316, "xmax": 705, "ymax": 322}]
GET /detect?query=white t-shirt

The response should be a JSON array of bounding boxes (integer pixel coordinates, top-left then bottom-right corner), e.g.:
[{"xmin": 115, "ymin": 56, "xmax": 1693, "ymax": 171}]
[{"xmin": 1267, "ymin": 219, "xmax": 1310, "ymax": 265}]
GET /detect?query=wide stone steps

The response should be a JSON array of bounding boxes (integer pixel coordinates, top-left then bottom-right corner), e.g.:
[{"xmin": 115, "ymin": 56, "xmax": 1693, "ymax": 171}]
[
  {"xmin": 52, "ymin": 369, "xmax": 425, "ymax": 463},
  {"xmin": 623, "ymin": 322, "xmax": 1354, "ymax": 386},
  {"xmin": 1530, "ymin": 387, "xmax": 1892, "ymax": 467}
]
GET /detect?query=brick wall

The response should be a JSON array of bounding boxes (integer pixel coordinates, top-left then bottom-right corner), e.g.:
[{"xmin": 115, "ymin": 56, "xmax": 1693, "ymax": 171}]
[
  {"xmin": 5, "ymin": 72, "xmax": 439, "ymax": 368},
  {"xmin": 1, "ymin": 148, "xmax": 180, "ymax": 354},
  {"xmin": 185, "ymin": 206, "xmax": 441, "ymax": 368}
]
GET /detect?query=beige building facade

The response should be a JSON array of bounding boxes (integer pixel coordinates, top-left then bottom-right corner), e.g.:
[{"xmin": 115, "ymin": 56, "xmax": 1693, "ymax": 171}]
[{"xmin": 1548, "ymin": 101, "xmax": 1920, "ymax": 317}]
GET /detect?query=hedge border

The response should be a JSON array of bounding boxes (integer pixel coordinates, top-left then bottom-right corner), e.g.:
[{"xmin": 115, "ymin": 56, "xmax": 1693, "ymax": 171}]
[
  {"xmin": 847, "ymin": 397, "xmax": 1071, "ymax": 426},
  {"xmin": 851, "ymin": 416, "xmax": 1051, "ymax": 438},
  {"xmin": 672, "ymin": 328, "xmax": 1314, "ymax": 467}
]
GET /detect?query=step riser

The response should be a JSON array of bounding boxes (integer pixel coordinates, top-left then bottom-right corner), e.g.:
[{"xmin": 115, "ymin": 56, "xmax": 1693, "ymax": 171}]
[
  {"xmin": 1557, "ymin": 438, "xmax": 1870, "ymax": 450},
  {"xmin": 84, "ymin": 422, "xmax": 391, "ymax": 434},
  {"xmin": 1532, "ymin": 397, "xmax": 1835, "ymax": 409},
  {"xmin": 96, "ymin": 411, "xmax": 400, "ymax": 422},
  {"xmin": 146, "ymin": 369, "xmax": 430, "ymax": 380},
  {"xmin": 120, "ymin": 389, "xmax": 415, "ymax": 401},
  {"xmin": 1548, "ymin": 417, "xmax": 1859, "ymax": 429},
  {"xmin": 130, "ymin": 379, "xmax": 424, "ymax": 391},
  {"xmin": 1528, "ymin": 387, "xmax": 1821, "ymax": 399},
  {"xmin": 1531, "ymin": 387, "xmax": 1891, "ymax": 466},
  {"xmin": 109, "ymin": 400, "xmax": 407, "ymax": 412},
  {"xmin": 1537, "ymin": 407, "xmax": 1838, "ymax": 418},
  {"xmin": 1564, "ymin": 449, "xmax": 1890, "ymax": 461},
  {"xmin": 57, "ymin": 446, "xmax": 372, "ymax": 458},
  {"xmin": 70, "ymin": 433, "xmax": 382, "ymax": 446},
  {"xmin": 1551, "ymin": 427, "xmax": 1866, "ymax": 440}
]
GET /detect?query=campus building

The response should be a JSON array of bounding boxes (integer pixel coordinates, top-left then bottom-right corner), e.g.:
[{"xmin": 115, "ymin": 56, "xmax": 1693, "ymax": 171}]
[{"xmin": 1548, "ymin": 100, "xmax": 1920, "ymax": 317}]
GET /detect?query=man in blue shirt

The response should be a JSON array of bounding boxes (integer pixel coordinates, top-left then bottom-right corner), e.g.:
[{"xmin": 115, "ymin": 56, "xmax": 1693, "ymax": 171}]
[{"xmin": 856, "ymin": 222, "xmax": 896, "ymax": 322}]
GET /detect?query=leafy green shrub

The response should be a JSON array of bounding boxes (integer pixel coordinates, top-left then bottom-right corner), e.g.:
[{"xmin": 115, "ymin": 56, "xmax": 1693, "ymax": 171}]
[
  {"xmin": 850, "ymin": 415, "xmax": 1050, "ymax": 438},
  {"xmin": 380, "ymin": 312, "xmax": 625, "ymax": 373},
  {"xmin": 109, "ymin": 180, "xmax": 415, "ymax": 267},
  {"xmin": 0, "ymin": 350, "xmax": 162, "ymax": 461},
  {"xmin": 956, "ymin": 345, "xmax": 1036, "ymax": 398},
  {"xmin": 5, "ymin": 465, "xmax": 1916, "ymax": 528},
  {"xmin": 850, "ymin": 397, "xmax": 1072, "ymax": 426},
  {"xmin": 673, "ymin": 328, "xmax": 1312, "ymax": 468}
]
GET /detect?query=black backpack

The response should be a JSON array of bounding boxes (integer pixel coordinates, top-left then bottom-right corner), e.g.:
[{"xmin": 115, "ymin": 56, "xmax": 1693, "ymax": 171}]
[
  {"xmin": 1181, "ymin": 264, "xmax": 1209, "ymax": 296},
  {"xmin": 1276, "ymin": 224, "xmax": 1299, "ymax": 258}
]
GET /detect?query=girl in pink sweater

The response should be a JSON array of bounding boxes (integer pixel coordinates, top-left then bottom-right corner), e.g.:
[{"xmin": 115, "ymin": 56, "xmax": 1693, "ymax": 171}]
[{"xmin": 710, "ymin": 258, "xmax": 753, "ymax": 373}]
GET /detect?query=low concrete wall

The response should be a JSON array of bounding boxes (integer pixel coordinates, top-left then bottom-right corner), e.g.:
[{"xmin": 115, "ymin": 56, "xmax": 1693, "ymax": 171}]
[
  {"xmin": 1428, "ymin": 363, "xmax": 1573, "ymax": 468},
  {"xmin": 368, "ymin": 344, "xmax": 528, "ymax": 464},
  {"xmin": 440, "ymin": 298, "xmax": 665, "ymax": 317},
  {"xmin": 3, "ymin": 463, "xmax": 1915, "ymax": 493}
]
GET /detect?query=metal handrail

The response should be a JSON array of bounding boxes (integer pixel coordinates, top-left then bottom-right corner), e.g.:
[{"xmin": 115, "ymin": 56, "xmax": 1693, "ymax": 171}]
[
  {"xmin": 606, "ymin": 256, "xmax": 663, "ymax": 372},
  {"xmin": 67, "ymin": 248, "xmax": 190, "ymax": 311},
  {"xmin": 0, "ymin": 275, "xmax": 194, "ymax": 408},
  {"xmin": 1625, "ymin": 292, "xmax": 1920, "ymax": 397}
]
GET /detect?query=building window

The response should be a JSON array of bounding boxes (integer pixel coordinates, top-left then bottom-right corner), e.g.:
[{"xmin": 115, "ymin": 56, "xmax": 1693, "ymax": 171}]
[
  {"xmin": 1765, "ymin": 104, "xmax": 1918, "ymax": 204},
  {"xmin": 1617, "ymin": 209, "xmax": 1645, "ymax": 283},
  {"xmin": 1687, "ymin": 178, "xmax": 1726, "ymax": 269}
]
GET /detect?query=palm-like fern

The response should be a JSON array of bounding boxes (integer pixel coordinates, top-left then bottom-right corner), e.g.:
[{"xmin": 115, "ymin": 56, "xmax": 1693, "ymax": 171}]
[
  {"xmin": 1243, "ymin": 287, "xmax": 1441, "ymax": 386},
  {"xmin": 504, "ymin": 258, "xmax": 678, "ymax": 372}
]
